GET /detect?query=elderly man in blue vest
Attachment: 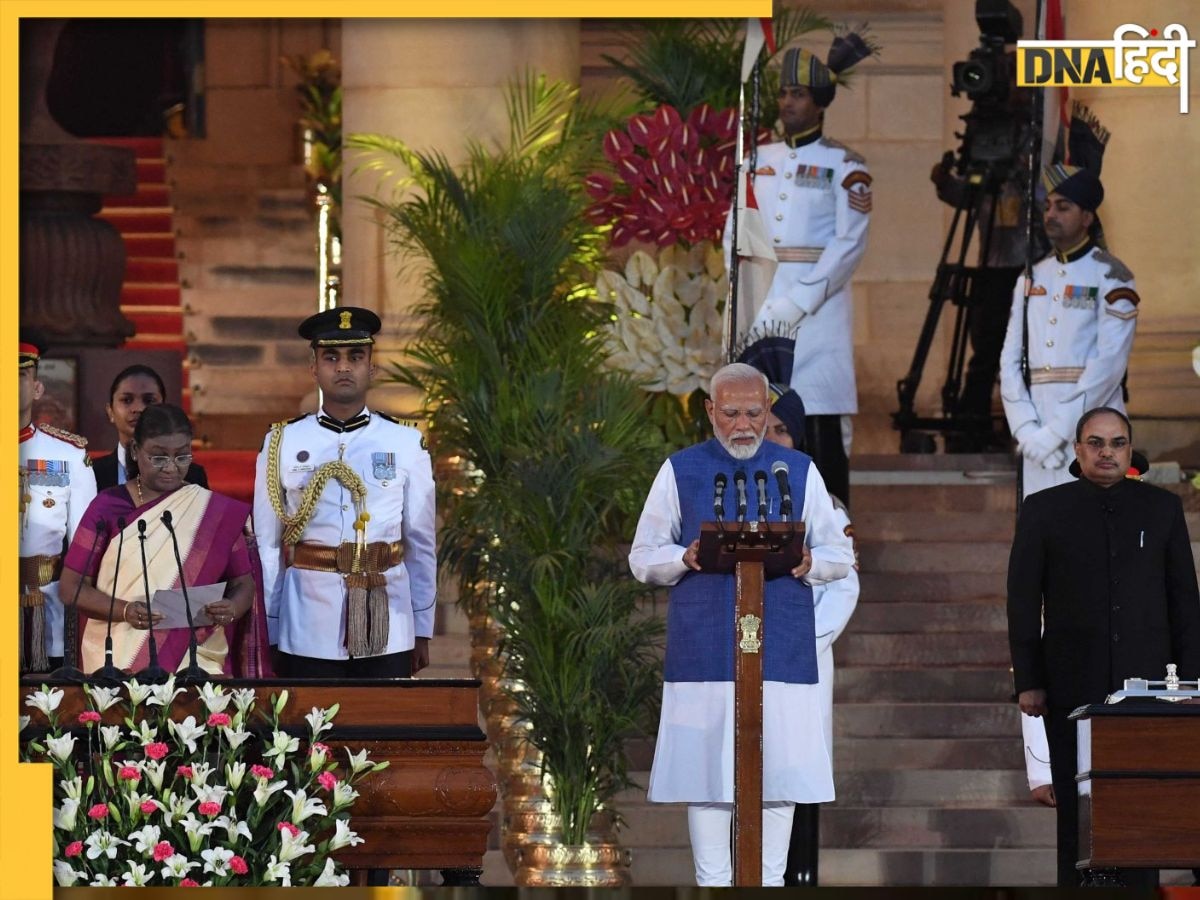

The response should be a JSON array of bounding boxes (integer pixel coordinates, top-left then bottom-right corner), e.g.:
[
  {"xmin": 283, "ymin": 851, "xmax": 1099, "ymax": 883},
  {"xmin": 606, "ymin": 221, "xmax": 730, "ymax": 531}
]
[{"xmin": 630, "ymin": 362, "xmax": 855, "ymax": 886}]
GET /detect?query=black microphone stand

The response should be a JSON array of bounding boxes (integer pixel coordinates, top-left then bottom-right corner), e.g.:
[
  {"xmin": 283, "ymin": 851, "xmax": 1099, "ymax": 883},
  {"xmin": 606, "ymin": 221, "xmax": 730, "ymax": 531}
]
[
  {"xmin": 92, "ymin": 517, "xmax": 128, "ymax": 686},
  {"xmin": 161, "ymin": 511, "xmax": 208, "ymax": 685},
  {"xmin": 135, "ymin": 519, "xmax": 169, "ymax": 684},
  {"xmin": 48, "ymin": 519, "xmax": 108, "ymax": 683}
]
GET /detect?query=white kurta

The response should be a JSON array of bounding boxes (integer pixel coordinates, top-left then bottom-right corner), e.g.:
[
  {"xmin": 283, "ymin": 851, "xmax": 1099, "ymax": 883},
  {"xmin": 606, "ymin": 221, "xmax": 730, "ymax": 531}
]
[
  {"xmin": 630, "ymin": 459, "xmax": 853, "ymax": 803},
  {"xmin": 999, "ymin": 244, "xmax": 1137, "ymax": 497},
  {"xmin": 253, "ymin": 409, "xmax": 436, "ymax": 659},
  {"xmin": 813, "ymin": 503, "xmax": 859, "ymax": 761},
  {"xmin": 20, "ymin": 425, "xmax": 97, "ymax": 658}
]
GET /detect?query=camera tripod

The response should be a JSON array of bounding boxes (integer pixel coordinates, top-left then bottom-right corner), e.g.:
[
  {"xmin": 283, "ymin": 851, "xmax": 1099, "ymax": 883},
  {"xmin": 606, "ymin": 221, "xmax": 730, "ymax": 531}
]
[{"xmin": 893, "ymin": 157, "xmax": 1022, "ymax": 453}]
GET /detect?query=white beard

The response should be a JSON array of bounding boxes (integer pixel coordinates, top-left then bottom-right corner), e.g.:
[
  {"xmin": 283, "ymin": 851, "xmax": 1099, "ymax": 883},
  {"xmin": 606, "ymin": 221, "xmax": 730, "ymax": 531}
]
[{"xmin": 718, "ymin": 431, "xmax": 764, "ymax": 460}]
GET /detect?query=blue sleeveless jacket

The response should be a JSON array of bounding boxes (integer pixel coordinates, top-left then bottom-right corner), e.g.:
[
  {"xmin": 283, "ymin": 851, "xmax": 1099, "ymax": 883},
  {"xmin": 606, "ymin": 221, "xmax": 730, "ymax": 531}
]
[{"xmin": 664, "ymin": 438, "xmax": 816, "ymax": 684}]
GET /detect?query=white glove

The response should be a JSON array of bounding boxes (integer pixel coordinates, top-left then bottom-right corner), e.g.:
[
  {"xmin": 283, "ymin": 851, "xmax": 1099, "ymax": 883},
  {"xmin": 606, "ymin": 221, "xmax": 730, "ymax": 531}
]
[
  {"xmin": 751, "ymin": 296, "xmax": 806, "ymax": 333},
  {"xmin": 1018, "ymin": 424, "xmax": 1065, "ymax": 466},
  {"xmin": 1041, "ymin": 447, "xmax": 1067, "ymax": 471}
]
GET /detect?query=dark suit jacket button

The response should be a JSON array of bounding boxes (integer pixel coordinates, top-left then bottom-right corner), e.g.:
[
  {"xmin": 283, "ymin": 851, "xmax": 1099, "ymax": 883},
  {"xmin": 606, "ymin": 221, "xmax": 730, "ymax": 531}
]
[{"xmin": 1112, "ymin": 633, "xmax": 1120, "ymax": 643}]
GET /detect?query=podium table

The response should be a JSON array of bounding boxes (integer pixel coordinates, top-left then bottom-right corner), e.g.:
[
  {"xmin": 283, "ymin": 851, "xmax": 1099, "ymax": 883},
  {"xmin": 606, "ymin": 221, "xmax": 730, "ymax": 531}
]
[
  {"xmin": 1074, "ymin": 701, "xmax": 1200, "ymax": 872},
  {"xmin": 19, "ymin": 677, "xmax": 496, "ymax": 884}
]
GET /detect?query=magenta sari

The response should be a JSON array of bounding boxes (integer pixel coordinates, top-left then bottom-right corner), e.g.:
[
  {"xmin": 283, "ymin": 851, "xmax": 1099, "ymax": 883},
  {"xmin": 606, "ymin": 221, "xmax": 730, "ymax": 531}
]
[{"xmin": 67, "ymin": 483, "xmax": 272, "ymax": 677}]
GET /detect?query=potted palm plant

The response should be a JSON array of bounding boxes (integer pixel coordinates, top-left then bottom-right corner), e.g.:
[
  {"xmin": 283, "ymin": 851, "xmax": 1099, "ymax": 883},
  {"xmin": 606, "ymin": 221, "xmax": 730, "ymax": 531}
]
[{"xmin": 348, "ymin": 74, "xmax": 664, "ymax": 885}]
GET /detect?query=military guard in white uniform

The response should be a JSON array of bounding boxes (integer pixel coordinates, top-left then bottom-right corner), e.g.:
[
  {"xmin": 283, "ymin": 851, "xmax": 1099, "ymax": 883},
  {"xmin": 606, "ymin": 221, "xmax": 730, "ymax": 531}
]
[
  {"xmin": 728, "ymin": 32, "xmax": 876, "ymax": 508},
  {"xmin": 253, "ymin": 307, "xmax": 436, "ymax": 678},
  {"xmin": 19, "ymin": 332, "xmax": 97, "ymax": 671}
]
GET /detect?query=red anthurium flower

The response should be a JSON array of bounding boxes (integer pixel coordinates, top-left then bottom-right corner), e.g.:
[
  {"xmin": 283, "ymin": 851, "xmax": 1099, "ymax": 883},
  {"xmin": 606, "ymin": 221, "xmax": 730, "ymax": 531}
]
[
  {"xmin": 602, "ymin": 129, "xmax": 634, "ymax": 164},
  {"xmin": 627, "ymin": 113, "xmax": 656, "ymax": 147},
  {"xmin": 653, "ymin": 104, "xmax": 682, "ymax": 131}
]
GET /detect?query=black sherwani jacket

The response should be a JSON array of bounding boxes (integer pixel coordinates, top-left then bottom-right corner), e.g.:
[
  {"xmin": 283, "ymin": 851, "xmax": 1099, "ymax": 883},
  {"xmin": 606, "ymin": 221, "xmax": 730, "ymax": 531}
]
[
  {"xmin": 1008, "ymin": 476, "xmax": 1200, "ymax": 710},
  {"xmin": 92, "ymin": 450, "xmax": 209, "ymax": 492}
]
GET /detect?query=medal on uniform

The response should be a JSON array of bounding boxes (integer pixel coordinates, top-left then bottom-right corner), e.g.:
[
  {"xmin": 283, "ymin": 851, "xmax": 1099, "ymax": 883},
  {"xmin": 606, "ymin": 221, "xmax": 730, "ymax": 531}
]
[
  {"xmin": 372, "ymin": 452, "xmax": 396, "ymax": 480},
  {"xmin": 26, "ymin": 459, "xmax": 69, "ymax": 487},
  {"xmin": 297, "ymin": 450, "xmax": 310, "ymax": 462},
  {"xmin": 43, "ymin": 497, "xmax": 55, "ymax": 508}
]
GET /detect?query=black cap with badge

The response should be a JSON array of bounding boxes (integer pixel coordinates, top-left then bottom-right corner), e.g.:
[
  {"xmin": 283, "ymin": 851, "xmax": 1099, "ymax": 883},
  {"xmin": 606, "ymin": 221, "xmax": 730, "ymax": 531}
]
[{"xmin": 298, "ymin": 306, "xmax": 381, "ymax": 348}]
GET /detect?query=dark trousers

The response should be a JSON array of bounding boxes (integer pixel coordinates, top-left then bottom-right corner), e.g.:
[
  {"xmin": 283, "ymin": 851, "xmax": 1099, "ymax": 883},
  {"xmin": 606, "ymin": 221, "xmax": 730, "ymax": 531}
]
[
  {"xmin": 275, "ymin": 649, "xmax": 412, "ymax": 679},
  {"xmin": 804, "ymin": 414, "xmax": 849, "ymax": 508},
  {"xmin": 783, "ymin": 802, "xmax": 819, "ymax": 886},
  {"xmin": 1044, "ymin": 705, "xmax": 1158, "ymax": 888}
]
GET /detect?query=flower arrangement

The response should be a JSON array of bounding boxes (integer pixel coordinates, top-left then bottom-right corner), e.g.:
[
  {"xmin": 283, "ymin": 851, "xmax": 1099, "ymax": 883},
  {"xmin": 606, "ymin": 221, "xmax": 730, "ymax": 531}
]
[{"xmin": 22, "ymin": 678, "xmax": 384, "ymax": 887}]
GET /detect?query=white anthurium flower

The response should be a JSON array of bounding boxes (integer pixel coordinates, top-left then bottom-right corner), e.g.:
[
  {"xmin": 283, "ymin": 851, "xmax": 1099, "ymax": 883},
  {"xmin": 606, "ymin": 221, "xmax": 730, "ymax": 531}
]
[
  {"xmin": 124, "ymin": 678, "xmax": 154, "ymax": 706},
  {"xmin": 332, "ymin": 780, "xmax": 359, "ymax": 811},
  {"xmin": 345, "ymin": 747, "xmax": 373, "ymax": 775},
  {"xmin": 704, "ymin": 243, "xmax": 725, "ymax": 279},
  {"xmin": 284, "ymin": 787, "xmax": 327, "ymax": 824},
  {"xmin": 313, "ymin": 857, "xmax": 350, "ymax": 887},
  {"xmin": 161, "ymin": 853, "xmax": 199, "ymax": 880},
  {"xmin": 201, "ymin": 846, "xmax": 234, "ymax": 877},
  {"xmin": 147, "ymin": 674, "xmax": 185, "ymax": 708},
  {"xmin": 625, "ymin": 250, "xmax": 658, "ymax": 289},
  {"xmin": 45, "ymin": 732, "xmax": 77, "ymax": 764},
  {"xmin": 99, "ymin": 724, "xmax": 123, "ymax": 752},
  {"xmin": 263, "ymin": 855, "xmax": 291, "ymax": 886},
  {"xmin": 263, "ymin": 730, "xmax": 299, "ymax": 762},
  {"xmin": 277, "ymin": 827, "xmax": 316, "ymax": 863},
  {"xmin": 625, "ymin": 315, "xmax": 657, "ymax": 346},
  {"xmin": 304, "ymin": 706, "xmax": 335, "ymax": 739},
  {"xmin": 18, "ymin": 715, "xmax": 30, "ymax": 734},
  {"xmin": 25, "ymin": 686, "xmax": 64, "ymax": 718},
  {"xmin": 129, "ymin": 823, "xmax": 162, "ymax": 857},
  {"xmin": 168, "ymin": 716, "xmax": 205, "ymax": 755},
  {"xmin": 253, "ymin": 778, "xmax": 287, "ymax": 806},
  {"xmin": 133, "ymin": 719, "xmax": 158, "ymax": 746},
  {"xmin": 196, "ymin": 682, "xmax": 231, "ymax": 715},
  {"xmin": 83, "ymin": 683, "xmax": 122, "ymax": 713},
  {"xmin": 231, "ymin": 687, "xmax": 257, "ymax": 717},
  {"xmin": 596, "ymin": 270, "xmax": 626, "ymax": 306},
  {"xmin": 53, "ymin": 798, "xmax": 79, "ymax": 831},
  {"xmin": 667, "ymin": 370, "xmax": 702, "ymax": 398},
  {"xmin": 329, "ymin": 818, "xmax": 365, "ymax": 851},
  {"xmin": 53, "ymin": 860, "xmax": 83, "ymax": 887},
  {"xmin": 84, "ymin": 829, "xmax": 128, "ymax": 860},
  {"xmin": 189, "ymin": 760, "xmax": 214, "ymax": 788},
  {"xmin": 225, "ymin": 760, "xmax": 247, "ymax": 791},
  {"xmin": 212, "ymin": 814, "xmax": 252, "ymax": 844},
  {"xmin": 60, "ymin": 775, "xmax": 83, "ymax": 802},
  {"xmin": 143, "ymin": 759, "xmax": 167, "ymax": 792},
  {"xmin": 121, "ymin": 861, "xmax": 152, "ymax": 887},
  {"xmin": 624, "ymin": 285, "xmax": 651, "ymax": 318},
  {"xmin": 221, "ymin": 726, "xmax": 253, "ymax": 750}
]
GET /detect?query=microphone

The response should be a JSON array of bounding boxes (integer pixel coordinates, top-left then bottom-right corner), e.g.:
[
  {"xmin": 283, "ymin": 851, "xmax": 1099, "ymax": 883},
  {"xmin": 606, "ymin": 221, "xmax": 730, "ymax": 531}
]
[
  {"xmin": 713, "ymin": 473, "xmax": 727, "ymax": 523},
  {"xmin": 754, "ymin": 470, "xmax": 769, "ymax": 523},
  {"xmin": 91, "ymin": 517, "xmax": 127, "ymax": 685},
  {"xmin": 135, "ymin": 519, "xmax": 168, "ymax": 684},
  {"xmin": 49, "ymin": 519, "xmax": 108, "ymax": 683},
  {"xmin": 161, "ymin": 511, "xmax": 208, "ymax": 685},
  {"xmin": 733, "ymin": 470, "xmax": 748, "ymax": 523},
  {"xmin": 772, "ymin": 460, "xmax": 793, "ymax": 523}
]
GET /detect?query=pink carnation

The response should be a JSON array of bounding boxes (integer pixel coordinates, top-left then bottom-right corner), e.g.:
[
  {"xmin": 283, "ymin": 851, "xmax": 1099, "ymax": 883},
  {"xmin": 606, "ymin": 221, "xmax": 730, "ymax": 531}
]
[
  {"xmin": 87, "ymin": 803, "xmax": 109, "ymax": 820},
  {"xmin": 250, "ymin": 764, "xmax": 274, "ymax": 780},
  {"xmin": 277, "ymin": 821, "xmax": 299, "ymax": 838},
  {"xmin": 229, "ymin": 855, "xmax": 248, "ymax": 875},
  {"xmin": 317, "ymin": 771, "xmax": 338, "ymax": 791},
  {"xmin": 64, "ymin": 841, "xmax": 83, "ymax": 858},
  {"xmin": 118, "ymin": 765, "xmax": 141, "ymax": 782},
  {"xmin": 152, "ymin": 841, "xmax": 175, "ymax": 862},
  {"xmin": 176, "ymin": 765, "xmax": 194, "ymax": 780},
  {"xmin": 140, "ymin": 800, "xmax": 158, "ymax": 815},
  {"xmin": 180, "ymin": 879, "xmax": 200, "ymax": 887},
  {"xmin": 145, "ymin": 742, "xmax": 169, "ymax": 760},
  {"xmin": 206, "ymin": 712, "xmax": 231, "ymax": 728},
  {"xmin": 198, "ymin": 801, "xmax": 220, "ymax": 817},
  {"xmin": 77, "ymin": 710, "xmax": 101, "ymax": 725}
]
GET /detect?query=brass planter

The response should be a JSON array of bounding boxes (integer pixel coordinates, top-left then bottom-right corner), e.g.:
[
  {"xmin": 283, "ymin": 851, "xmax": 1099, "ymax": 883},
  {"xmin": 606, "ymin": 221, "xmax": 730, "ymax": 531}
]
[
  {"xmin": 503, "ymin": 808, "xmax": 615, "ymax": 872},
  {"xmin": 514, "ymin": 842, "xmax": 632, "ymax": 887}
]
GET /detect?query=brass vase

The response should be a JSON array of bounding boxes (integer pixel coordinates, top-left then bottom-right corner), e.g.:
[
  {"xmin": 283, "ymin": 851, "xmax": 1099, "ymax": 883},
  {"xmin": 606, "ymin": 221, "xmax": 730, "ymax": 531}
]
[{"xmin": 514, "ymin": 841, "xmax": 632, "ymax": 887}]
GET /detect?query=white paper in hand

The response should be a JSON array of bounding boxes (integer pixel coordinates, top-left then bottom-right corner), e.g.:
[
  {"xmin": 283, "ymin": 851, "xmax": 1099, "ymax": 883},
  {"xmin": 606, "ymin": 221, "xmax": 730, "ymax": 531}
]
[{"xmin": 151, "ymin": 582, "xmax": 227, "ymax": 630}]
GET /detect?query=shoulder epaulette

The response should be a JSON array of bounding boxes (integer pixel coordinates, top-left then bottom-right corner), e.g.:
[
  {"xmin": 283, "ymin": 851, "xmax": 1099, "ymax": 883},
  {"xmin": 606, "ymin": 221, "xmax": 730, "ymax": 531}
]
[
  {"xmin": 38, "ymin": 424, "xmax": 87, "ymax": 449},
  {"xmin": 282, "ymin": 414, "xmax": 310, "ymax": 426},
  {"xmin": 376, "ymin": 411, "xmax": 420, "ymax": 429},
  {"xmin": 1091, "ymin": 248, "xmax": 1134, "ymax": 283},
  {"xmin": 818, "ymin": 135, "xmax": 866, "ymax": 165}
]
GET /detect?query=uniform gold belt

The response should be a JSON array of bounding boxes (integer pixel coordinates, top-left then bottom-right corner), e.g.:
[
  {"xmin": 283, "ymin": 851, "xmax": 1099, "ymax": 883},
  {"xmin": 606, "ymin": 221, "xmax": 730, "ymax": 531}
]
[
  {"xmin": 19, "ymin": 554, "xmax": 61, "ymax": 599},
  {"xmin": 774, "ymin": 246, "xmax": 824, "ymax": 263},
  {"xmin": 287, "ymin": 541, "xmax": 404, "ymax": 575},
  {"xmin": 1030, "ymin": 366, "xmax": 1085, "ymax": 385}
]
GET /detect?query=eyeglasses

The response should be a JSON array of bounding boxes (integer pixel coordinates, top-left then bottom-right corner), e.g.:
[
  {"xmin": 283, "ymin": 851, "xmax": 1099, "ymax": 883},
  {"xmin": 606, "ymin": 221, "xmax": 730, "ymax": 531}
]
[
  {"xmin": 146, "ymin": 454, "xmax": 193, "ymax": 470},
  {"xmin": 1082, "ymin": 437, "xmax": 1129, "ymax": 451}
]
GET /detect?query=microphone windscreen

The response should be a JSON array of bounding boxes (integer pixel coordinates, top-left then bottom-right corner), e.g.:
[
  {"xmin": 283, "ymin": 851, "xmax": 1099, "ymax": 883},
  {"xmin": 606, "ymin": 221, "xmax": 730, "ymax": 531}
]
[
  {"xmin": 117, "ymin": 516, "xmax": 127, "ymax": 530},
  {"xmin": 161, "ymin": 510, "xmax": 173, "ymax": 526},
  {"xmin": 754, "ymin": 470, "xmax": 768, "ymax": 483},
  {"xmin": 95, "ymin": 518, "xmax": 109, "ymax": 534},
  {"xmin": 771, "ymin": 460, "xmax": 789, "ymax": 476},
  {"xmin": 137, "ymin": 519, "xmax": 147, "ymax": 534},
  {"xmin": 715, "ymin": 472, "xmax": 727, "ymax": 488},
  {"xmin": 734, "ymin": 470, "xmax": 747, "ymax": 484}
]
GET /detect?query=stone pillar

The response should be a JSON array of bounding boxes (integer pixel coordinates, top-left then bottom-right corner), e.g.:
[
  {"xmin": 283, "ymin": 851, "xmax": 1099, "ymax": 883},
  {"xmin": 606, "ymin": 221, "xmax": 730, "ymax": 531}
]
[
  {"xmin": 20, "ymin": 20, "xmax": 136, "ymax": 349},
  {"xmin": 340, "ymin": 19, "xmax": 581, "ymax": 415}
]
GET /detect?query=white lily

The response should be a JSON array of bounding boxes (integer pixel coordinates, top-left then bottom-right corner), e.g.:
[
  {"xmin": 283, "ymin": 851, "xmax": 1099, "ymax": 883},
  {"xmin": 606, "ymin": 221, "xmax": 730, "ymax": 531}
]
[
  {"xmin": 18, "ymin": 715, "xmax": 30, "ymax": 734},
  {"xmin": 45, "ymin": 732, "xmax": 77, "ymax": 763},
  {"xmin": 225, "ymin": 760, "xmax": 247, "ymax": 791},
  {"xmin": 212, "ymin": 814, "xmax": 252, "ymax": 844},
  {"xmin": 284, "ymin": 787, "xmax": 327, "ymax": 824},
  {"xmin": 53, "ymin": 860, "xmax": 83, "ymax": 887},
  {"xmin": 53, "ymin": 798, "xmax": 79, "ymax": 831},
  {"xmin": 231, "ymin": 687, "xmax": 257, "ymax": 716},
  {"xmin": 89, "ymin": 873, "xmax": 119, "ymax": 886},
  {"xmin": 129, "ymin": 791, "xmax": 159, "ymax": 818},
  {"xmin": 263, "ymin": 855, "xmax": 291, "ymax": 886},
  {"xmin": 304, "ymin": 705, "xmax": 336, "ymax": 739},
  {"xmin": 147, "ymin": 674, "xmax": 185, "ymax": 708},
  {"xmin": 196, "ymin": 682, "xmax": 231, "ymax": 714},
  {"xmin": 262, "ymin": 729, "xmax": 299, "ymax": 762},
  {"xmin": 345, "ymin": 747, "xmax": 373, "ymax": 775},
  {"xmin": 168, "ymin": 716, "xmax": 206, "ymax": 754},
  {"xmin": 191, "ymin": 783, "xmax": 229, "ymax": 806},
  {"xmin": 160, "ymin": 853, "xmax": 199, "ymax": 880},
  {"xmin": 121, "ymin": 861, "xmax": 152, "ymax": 887},
  {"xmin": 83, "ymin": 683, "xmax": 122, "ymax": 713},
  {"xmin": 123, "ymin": 677, "xmax": 154, "ymax": 706},
  {"xmin": 25, "ymin": 686, "xmax": 64, "ymax": 718},
  {"xmin": 179, "ymin": 813, "xmax": 214, "ymax": 853},
  {"xmin": 277, "ymin": 826, "xmax": 315, "ymax": 863},
  {"xmin": 329, "ymin": 818, "xmax": 365, "ymax": 851},
  {"xmin": 313, "ymin": 856, "xmax": 350, "ymax": 887},
  {"xmin": 143, "ymin": 759, "xmax": 167, "ymax": 792},
  {"xmin": 221, "ymin": 725, "xmax": 253, "ymax": 750},
  {"xmin": 163, "ymin": 794, "xmax": 196, "ymax": 827},
  {"xmin": 99, "ymin": 724, "xmax": 123, "ymax": 752},
  {"xmin": 253, "ymin": 778, "xmax": 287, "ymax": 806},
  {"xmin": 84, "ymin": 829, "xmax": 128, "ymax": 860},
  {"xmin": 189, "ymin": 760, "xmax": 214, "ymax": 787},
  {"xmin": 129, "ymin": 823, "xmax": 162, "ymax": 856},
  {"xmin": 201, "ymin": 845, "xmax": 234, "ymax": 877},
  {"xmin": 60, "ymin": 775, "xmax": 83, "ymax": 801},
  {"xmin": 332, "ymin": 780, "xmax": 360, "ymax": 811}
]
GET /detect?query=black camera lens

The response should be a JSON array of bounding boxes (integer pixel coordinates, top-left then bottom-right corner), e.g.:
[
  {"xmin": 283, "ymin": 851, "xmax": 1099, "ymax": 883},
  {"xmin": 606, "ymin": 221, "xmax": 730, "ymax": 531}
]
[{"xmin": 955, "ymin": 59, "xmax": 994, "ymax": 96}]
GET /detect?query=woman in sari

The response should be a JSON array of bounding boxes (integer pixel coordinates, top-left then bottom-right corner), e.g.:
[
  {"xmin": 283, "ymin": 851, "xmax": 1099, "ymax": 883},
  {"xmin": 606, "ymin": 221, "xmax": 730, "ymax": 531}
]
[{"xmin": 59, "ymin": 403, "xmax": 271, "ymax": 677}]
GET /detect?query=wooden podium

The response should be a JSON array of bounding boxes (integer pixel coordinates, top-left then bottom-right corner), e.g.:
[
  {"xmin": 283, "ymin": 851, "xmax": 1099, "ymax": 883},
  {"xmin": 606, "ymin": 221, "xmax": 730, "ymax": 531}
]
[
  {"xmin": 19, "ymin": 677, "xmax": 497, "ymax": 884},
  {"xmin": 1074, "ymin": 701, "xmax": 1200, "ymax": 876},
  {"xmin": 697, "ymin": 519, "xmax": 805, "ymax": 886}
]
